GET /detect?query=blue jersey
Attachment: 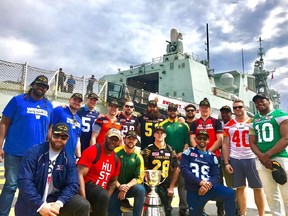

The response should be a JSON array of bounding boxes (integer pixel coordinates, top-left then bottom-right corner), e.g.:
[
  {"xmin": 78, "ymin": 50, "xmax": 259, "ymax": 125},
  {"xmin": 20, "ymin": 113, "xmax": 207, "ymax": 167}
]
[
  {"xmin": 50, "ymin": 106, "xmax": 82, "ymax": 157},
  {"xmin": 77, "ymin": 105, "xmax": 99, "ymax": 152},
  {"xmin": 180, "ymin": 147, "xmax": 220, "ymax": 192},
  {"xmin": 3, "ymin": 94, "xmax": 53, "ymax": 156}
]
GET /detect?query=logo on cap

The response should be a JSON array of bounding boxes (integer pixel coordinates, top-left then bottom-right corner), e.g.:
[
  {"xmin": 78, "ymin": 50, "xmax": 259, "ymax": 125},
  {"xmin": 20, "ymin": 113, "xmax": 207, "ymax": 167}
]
[
  {"xmin": 71, "ymin": 93, "xmax": 83, "ymax": 101},
  {"xmin": 52, "ymin": 122, "xmax": 69, "ymax": 136}
]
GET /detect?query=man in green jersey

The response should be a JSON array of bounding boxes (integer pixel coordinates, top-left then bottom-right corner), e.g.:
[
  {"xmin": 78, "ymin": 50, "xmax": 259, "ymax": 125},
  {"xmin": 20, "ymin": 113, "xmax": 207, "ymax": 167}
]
[
  {"xmin": 249, "ymin": 93, "xmax": 288, "ymax": 215},
  {"xmin": 160, "ymin": 103, "xmax": 190, "ymax": 216},
  {"xmin": 108, "ymin": 130, "xmax": 145, "ymax": 216}
]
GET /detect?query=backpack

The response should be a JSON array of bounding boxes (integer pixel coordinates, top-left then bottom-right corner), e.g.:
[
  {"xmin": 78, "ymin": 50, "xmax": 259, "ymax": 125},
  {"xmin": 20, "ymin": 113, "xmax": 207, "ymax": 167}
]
[{"xmin": 92, "ymin": 143, "xmax": 119, "ymax": 167}]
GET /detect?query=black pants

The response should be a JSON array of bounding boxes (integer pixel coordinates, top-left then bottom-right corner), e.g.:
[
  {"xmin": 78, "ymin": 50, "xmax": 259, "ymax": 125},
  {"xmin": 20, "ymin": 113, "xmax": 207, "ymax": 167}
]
[{"xmin": 85, "ymin": 182, "xmax": 110, "ymax": 216}]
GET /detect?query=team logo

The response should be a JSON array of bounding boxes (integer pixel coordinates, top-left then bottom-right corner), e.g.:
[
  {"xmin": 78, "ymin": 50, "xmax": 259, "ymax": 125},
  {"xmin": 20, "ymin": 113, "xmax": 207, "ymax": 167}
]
[
  {"xmin": 152, "ymin": 152, "xmax": 159, "ymax": 156},
  {"xmin": 190, "ymin": 152, "xmax": 197, "ymax": 157},
  {"xmin": 165, "ymin": 152, "xmax": 171, "ymax": 157},
  {"xmin": 254, "ymin": 118, "xmax": 261, "ymax": 123},
  {"xmin": 56, "ymin": 165, "xmax": 64, "ymax": 171}
]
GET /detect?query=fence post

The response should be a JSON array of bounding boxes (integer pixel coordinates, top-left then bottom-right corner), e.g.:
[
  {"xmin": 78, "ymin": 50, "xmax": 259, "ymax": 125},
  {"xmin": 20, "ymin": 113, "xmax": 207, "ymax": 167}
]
[{"xmin": 23, "ymin": 62, "xmax": 28, "ymax": 93}]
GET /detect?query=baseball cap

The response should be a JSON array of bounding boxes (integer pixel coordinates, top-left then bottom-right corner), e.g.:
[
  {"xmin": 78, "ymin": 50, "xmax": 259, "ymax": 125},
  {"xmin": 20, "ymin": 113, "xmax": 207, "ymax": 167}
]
[
  {"xmin": 108, "ymin": 100, "xmax": 120, "ymax": 107},
  {"xmin": 272, "ymin": 160, "xmax": 287, "ymax": 185},
  {"xmin": 107, "ymin": 128, "xmax": 122, "ymax": 139},
  {"xmin": 154, "ymin": 126, "xmax": 166, "ymax": 133},
  {"xmin": 220, "ymin": 105, "xmax": 232, "ymax": 113},
  {"xmin": 199, "ymin": 98, "xmax": 210, "ymax": 107},
  {"xmin": 185, "ymin": 104, "xmax": 196, "ymax": 111},
  {"xmin": 196, "ymin": 130, "xmax": 209, "ymax": 138},
  {"xmin": 252, "ymin": 93, "xmax": 269, "ymax": 102},
  {"xmin": 148, "ymin": 100, "xmax": 157, "ymax": 106},
  {"xmin": 168, "ymin": 103, "xmax": 178, "ymax": 111},
  {"xmin": 126, "ymin": 130, "xmax": 138, "ymax": 139},
  {"xmin": 52, "ymin": 122, "xmax": 69, "ymax": 136},
  {"xmin": 31, "ymin": 75, "xmax": 49, "ymax": 89},
  {"xmin": 87, "ymin": 93, "xmax": 98, "ymax": 100},
  {"xmin": 70, "ymin": 93, "xmax": 83, "ymax": 102}
]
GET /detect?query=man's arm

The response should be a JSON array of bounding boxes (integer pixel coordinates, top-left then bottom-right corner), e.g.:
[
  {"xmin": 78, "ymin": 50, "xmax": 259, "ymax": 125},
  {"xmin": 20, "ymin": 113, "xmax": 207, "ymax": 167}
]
[
  {"xmin": 75, "ymin": 138, "xmax": 81, "ymax": 158},
  {"xmin": 167, "ymin": 167, "xmax": 180, "ymax": 196},
  {"xmin": 90, "ymin": 131, "xmax": 99, "ymax": 146},
  {"xmin": 77, "ymin": 164, "xmax": 90, "ymax": 198},
  {"xmin": 222, "ymin": 136, "xmax": 233, "ymax": 174},
  {"xmin": 106, "ymin": 176, "xmax": 118, "ymax": 196},
  {"xmin": 47, "ymin": 124, "xmax": 53, "ymax": 141},
  {"xmin": 0, "ymin": 115, "xmax": 11, "ymax": 159},
  {"xmin": 208, "ymin": 133, "xmax": 223, "ymax": 153}
]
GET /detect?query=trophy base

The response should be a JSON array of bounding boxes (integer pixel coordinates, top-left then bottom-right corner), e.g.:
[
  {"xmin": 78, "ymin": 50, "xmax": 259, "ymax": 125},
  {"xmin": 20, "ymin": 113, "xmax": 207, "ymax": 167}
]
[{"xmin": 142, "ymin": 194, "xmax": 165, "ymax": 216}]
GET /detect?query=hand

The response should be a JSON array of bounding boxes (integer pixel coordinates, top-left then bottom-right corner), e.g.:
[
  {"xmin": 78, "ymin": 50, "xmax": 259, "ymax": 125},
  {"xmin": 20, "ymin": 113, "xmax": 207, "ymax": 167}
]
[
  {"xmin": 118, "ymin": 191, "xmax": 126, "ymax": 200},
  {"xmin": 167, "ymin": 187, "xmax": 174, "ymax": 197},
  {"xmin": 225, "ymin": 164, "xmax": 234, "ymax": 174},
  {"xmin": 178, "ymin": 117, "xmax": 185, "ymax": 123},
  {"xmin": 50, "ymin": 202, "xmax": 61, "ymax": 213},
  {"xmin": 39, "ymin": 202, "xmax": 59, "ymax": 216},
  {"xmin": 199, "ymin": 180, "xmax": 212, "ymax": 190},
  {"xmin": 176, "ymin": 153, "xmax": 182, "ymax": 160},
  {"xmin": 259, "ymin": 153, "xmax": 272, "ymax": 170},
  {"xmin": 119, "ymin": 184, "xmax": 130, "ymax": 193},
  {"xmin": 0, "ymin": 149, "xmax": 4, "ymax": 163},
  {"xmin": 198, "ymin": 186, "xmax": 208, "ymax": 196}
]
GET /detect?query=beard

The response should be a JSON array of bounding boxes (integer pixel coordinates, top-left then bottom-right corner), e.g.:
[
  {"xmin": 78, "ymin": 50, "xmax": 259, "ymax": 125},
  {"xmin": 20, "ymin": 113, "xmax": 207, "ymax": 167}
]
[{"xmin": 146, "ymin": 109, "xmax": 160, "ymax": 120}]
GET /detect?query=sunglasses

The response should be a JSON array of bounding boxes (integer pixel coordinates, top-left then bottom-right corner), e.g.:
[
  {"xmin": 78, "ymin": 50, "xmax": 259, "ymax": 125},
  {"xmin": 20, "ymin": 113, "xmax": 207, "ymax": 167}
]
[
  {"xmin": 125, "ymin": 105, "xmax": 134, "ymax": 108},
  {"xmin": 35, "ymin": 83, "xmax": 48, "ymax": 89},
  {"xmin": 52, "ymin": 134, "xmax": 69, "ymax": 141},
  {"xmin": 233, "ymin": 106, "xmax": 243, "ymax": 110},
  {"xmin": 186, "ymin": 109, "xmax": 195, "ymax": 112},
  {"xmin": 197, "ymin": 136, "xmax": 208, "ymax": 141}
]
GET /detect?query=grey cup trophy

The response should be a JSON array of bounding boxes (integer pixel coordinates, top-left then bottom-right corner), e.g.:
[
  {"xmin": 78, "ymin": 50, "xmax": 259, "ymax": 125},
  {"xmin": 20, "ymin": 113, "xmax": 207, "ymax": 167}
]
[{"xmin": 142, "ymin": 170, "xmax": 167, "ymax": 216}]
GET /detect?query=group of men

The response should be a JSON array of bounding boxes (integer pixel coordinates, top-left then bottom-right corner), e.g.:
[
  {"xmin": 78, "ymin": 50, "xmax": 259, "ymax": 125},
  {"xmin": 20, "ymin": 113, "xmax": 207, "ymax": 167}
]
[{"xmin": 0, "ymin": 74, "xmax": 288, "ymax": 216}]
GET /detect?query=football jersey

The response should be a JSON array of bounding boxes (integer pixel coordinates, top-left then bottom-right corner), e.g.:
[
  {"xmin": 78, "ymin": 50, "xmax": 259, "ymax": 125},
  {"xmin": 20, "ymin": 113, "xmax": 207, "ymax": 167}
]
[
  {"xmin": 92, "ymin": 115, "xmax": 122, "ymax": 145},
  {"xmin": 77, "ymin": 106, "xmax": 99, "ymax": 152},
  {"xmin": 142, "ymin": 143, "xmax": 179, "ymax": 187},
  {"xmin": 78, "ymin": 144, "xmax": 121, "ymax": 189},
  {"xmin": 118, "ymin": 113, "xmax": 140, "ymax": 136},
  {"xmin": 139, "ymin": 114, "xmax": 165, "ymax": 150},
  {"xmin": 251, "ymin": 109, "xmax": 288, "ymax": 158},
  {"xmin": 224, "ymin": 118, "xmax": 256, "ymax": 159}
]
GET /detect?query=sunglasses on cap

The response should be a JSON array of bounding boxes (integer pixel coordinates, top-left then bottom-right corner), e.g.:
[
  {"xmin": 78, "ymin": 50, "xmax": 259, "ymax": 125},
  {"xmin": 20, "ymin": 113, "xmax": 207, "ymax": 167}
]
[{"xmin": 52, "ymin": 134, "xmax": 69, "ymax": 141}]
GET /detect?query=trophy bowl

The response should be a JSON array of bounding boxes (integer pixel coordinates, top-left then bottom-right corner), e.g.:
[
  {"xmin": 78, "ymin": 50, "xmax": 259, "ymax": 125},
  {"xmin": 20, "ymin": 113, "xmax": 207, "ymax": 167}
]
[{"xmin": 144, "ymin": 170, "xmax": 162, "ymax": 187}]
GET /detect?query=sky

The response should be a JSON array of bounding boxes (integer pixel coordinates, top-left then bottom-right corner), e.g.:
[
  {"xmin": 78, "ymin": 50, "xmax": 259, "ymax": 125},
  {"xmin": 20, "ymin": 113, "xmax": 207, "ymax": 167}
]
[{"xmin": 0, "ymin": 0, "xmax": 287, "ymax": 110}]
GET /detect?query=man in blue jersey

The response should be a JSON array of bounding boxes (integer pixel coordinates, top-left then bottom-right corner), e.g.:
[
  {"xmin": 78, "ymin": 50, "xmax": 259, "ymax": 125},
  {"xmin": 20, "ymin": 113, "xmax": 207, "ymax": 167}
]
[
  {"xmin": 49, "ymin": 93, "xmax": 83, "ymax": 159},
  {"xmin": 181, "ymin": 130, "xmax": 236, "ymax": 216},
  {"xmin": 0, "ymin": 75, "xmax": 53, "ymax": 216},
  {"xmin": 77, "ymin": 93, "xmax": 99, "ymax": 152}
]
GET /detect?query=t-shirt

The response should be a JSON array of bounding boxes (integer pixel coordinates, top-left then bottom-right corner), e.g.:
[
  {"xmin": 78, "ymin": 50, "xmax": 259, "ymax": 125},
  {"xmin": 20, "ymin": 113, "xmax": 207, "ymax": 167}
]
[
  {"xmin": 250, "ymin": 109, "xmax": 288, "ymax": 158},
  {"xmin": 142, "ymin": 143, "xmax": 179, "ymax": 187},
  {"xmin": 78, "ymin": 144, "xmax": 121, "ymax": 189},
  {"xmin": 91, "ymin": 115, "xmax": 122, "ymax": 145},
  {"xmin": 114, "ymin": 146, "xmax": 144, "ymax": 184},
  {"xmin": 118, "ymin": 113, "xmax": 140, "ymax": 136},
  {"xmin": 160, "ymin": 118, "xmax": 190, "ymax": 153},
  {"xmin": 3, "ymin": 94, "xmax": 53, "ymax": 156},
  {"xmin": 190, "ymin": 117, "xmax": 223, "ymax": 157},
  {"xmin": 50, "ymin": 106, "xmax": 82, "ymax": 157},
  {"xmin": 224, "ymin": 118, "xmax": 255, "ymax": 159},
  {"xmin": 77, "ymin": 106, "xmax": 99, "ymax": 152},
  {"xmin": 138, "ymin": 114, "xmax": 165, "ymax": 150}
]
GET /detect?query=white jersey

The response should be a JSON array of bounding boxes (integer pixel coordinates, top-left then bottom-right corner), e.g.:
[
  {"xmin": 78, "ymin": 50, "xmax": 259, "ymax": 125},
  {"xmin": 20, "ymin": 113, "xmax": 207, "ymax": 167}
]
[{"xmin": 224, "ymin": 118, "xmax": 256, "ymax": 159}]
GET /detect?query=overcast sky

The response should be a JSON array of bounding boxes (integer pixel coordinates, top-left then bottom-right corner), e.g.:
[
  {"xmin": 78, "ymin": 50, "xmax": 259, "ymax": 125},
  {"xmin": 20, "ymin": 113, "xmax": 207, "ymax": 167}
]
[{"xmin": 1, "ymin": 0, "xmax": 287, "ymax": 110}]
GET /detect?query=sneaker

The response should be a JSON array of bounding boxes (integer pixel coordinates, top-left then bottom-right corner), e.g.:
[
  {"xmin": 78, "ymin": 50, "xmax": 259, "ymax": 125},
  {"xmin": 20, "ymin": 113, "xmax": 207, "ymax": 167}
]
[
  {"xmin": 120, "ymin": 199, "xmax": 133, "ymax": 212},
  {"xmin": 202, "ymin": 212, "xmax": 209, "ymax": 216},
  {"xmin": 179, "ymin": 209, "xmax": 188, "ymax": 216}
]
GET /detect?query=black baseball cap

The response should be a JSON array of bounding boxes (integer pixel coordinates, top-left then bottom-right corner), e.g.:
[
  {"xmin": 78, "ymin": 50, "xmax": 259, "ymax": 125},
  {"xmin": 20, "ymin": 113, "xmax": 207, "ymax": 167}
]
[
  {"xmin": 108, "ymin": 100, "xmax": 120, "ymax": 107},
  {"xmin": 220, "ymin": 105, "xmax": 232, "ymax": 113},
  {"xmin": 271, "ymin": 160, "xmax": 287, "ymax": 185},
  {"xmin": 87, "ymin": 93, "xmax": 98, "ymax": 100},
  {"xmin": 31, "ymin": 75, "xmax": 49, "ymax": 89},
  {"xmin": 199, "ymin": 98, "xmax": 210, "ymax": 107},
  {"xmin": 196, "ymin": 130, "xmax": 209, "ymax": 138},
  {"xmin": 185, "ymin": 104, "xmax": 196, "ymax": 111},
  {"xmin": 148, "ymin": 100, "xmax": 157, "ymax": 106},
  {"xmin": 252, "ymin": 93, "xmax": 269, "ymax": 102},
  {"xmin": 168, "ymin": 103, "xmax": 178, "ymax": 111},
  {"xmin": 70, "ymin": 93, "xmax": 83, "ymax": 102},
  {"xmin": 154, "ymin": 126, "xmax": 166, "ymax": 133},
  {"xmin": 126, "ymin": 130, "xmax": 138, "ymax": 139},
  {"xmin": 52, "ymin": 122, "xmax": 69, "ymax": 136}
]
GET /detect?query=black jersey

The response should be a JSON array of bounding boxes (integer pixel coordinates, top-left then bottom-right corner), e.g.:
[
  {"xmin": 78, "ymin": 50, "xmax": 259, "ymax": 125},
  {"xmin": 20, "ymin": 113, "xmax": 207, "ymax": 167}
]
[{"xmin": 118, "ymin": 113, "xmax": 140, "ymax": 136}]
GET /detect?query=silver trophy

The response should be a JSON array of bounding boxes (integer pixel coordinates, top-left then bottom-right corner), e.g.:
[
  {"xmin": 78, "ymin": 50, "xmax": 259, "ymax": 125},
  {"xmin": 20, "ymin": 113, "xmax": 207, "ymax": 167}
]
[{"xmin": 142, "ymin": 170, "xmax": 167, "ymax": 216}]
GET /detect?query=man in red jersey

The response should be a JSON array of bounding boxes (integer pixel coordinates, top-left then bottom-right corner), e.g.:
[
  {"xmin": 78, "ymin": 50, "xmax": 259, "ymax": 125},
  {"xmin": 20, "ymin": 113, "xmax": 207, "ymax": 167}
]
[{"xmin": 78, "ymin": 128, "xmax": 122, "ymax": 216}]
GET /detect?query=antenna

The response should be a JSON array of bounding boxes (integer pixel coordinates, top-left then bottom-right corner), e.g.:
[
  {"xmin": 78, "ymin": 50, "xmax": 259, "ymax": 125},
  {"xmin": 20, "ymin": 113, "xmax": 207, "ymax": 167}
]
[{"xmin": 241, "ymin": 48, "xmax": 245, "ymax": 74}]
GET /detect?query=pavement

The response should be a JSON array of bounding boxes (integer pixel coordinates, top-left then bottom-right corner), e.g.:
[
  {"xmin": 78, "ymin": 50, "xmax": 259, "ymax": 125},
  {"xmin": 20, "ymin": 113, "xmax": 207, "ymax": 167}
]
[{"xmin": 0, "ymin": 162, "xmax": 272, "ymax": 216}]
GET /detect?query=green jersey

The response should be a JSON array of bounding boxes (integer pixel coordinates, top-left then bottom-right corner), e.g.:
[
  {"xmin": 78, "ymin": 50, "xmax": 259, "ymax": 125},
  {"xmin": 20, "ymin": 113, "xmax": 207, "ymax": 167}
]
[
  {"xmin": 159, "ymin": 118, "xmax": 190, "ymax": 153},
  {"xmin": 114, "ymin": 146, "xmax": 144, "ymax": 184},
  {"xmin": 251, "ymin": 109, "xmax": 288, "ymax": 158}
]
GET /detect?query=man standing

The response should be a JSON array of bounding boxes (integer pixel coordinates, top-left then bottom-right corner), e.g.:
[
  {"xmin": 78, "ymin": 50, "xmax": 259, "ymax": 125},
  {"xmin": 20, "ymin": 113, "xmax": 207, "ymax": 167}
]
[
  {"xmin": 184, "ymin": 104, "xmax": 197, "ymax": 129},
  {"xmin": 77, "ymin": 93, "xmax": 99, "ymax": 152},
  {"xmin": 78, "ymin": 128, "xmax": 122, "ymax": 216},
  {"xmin": 86, "ymin": 75, "xmax": 97, "ymax": 94},
  {"xmin": 181, "ymin": 130, "xmax": 236, "ymax": 216},
  {"xmin": 190, "ymin": 98, "xmax": 224, "ymax": 216},
  {"xmin": 142, "ymin": 126, "xmax": 180, "ymax": 216},
  {"xmin": 249, "ymin": 93, "xmax": 288, "ymax": 215},
  {"xmin": 222, "ymin": 100, "xmax": 265, "ymax": 216},
  {"xmin": 138, "ymin": 100, "xmax": 165, "ymax": 150},
  {"xmin": 160, "ymin": 103, "xmax": 190, "ymax": 216},
  {"xmin": 90, "ymin": 100, "xmax": 122, "ymax": 146},
  {"xmin": 67, "ymin": 75, "xmax": 76, "ymax": 93},
  {"xmin": 108, "ymin": 130, "xmax": 145, "ymax": 216},
  {"xmin": 0, "ymin": 75, "xmax": 53, "ymax": 216},
  {"xmin": 49, "ymin": 93, "xmax": 83, "ymax": 159},
  {"xmin": 15, "ymin": 123, "xmax": 90, "ymax": 216}
]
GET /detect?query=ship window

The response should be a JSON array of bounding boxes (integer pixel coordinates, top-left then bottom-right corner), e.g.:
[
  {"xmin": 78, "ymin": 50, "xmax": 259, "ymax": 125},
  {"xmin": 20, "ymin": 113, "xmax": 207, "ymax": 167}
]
[
  {"xmin": 178, "ymin": 65, "xmax": 181, "ymax": 69},
  {"xmin": 247, "ymin": 77, "xmax": 256, "ymax": 92},
  {"xmin": 170, "ymin": 62, "xmax": 174, "ymax": 70},
  {"xmin": 165, "ymin": 93, "xmax": 169, "ymax": 97},
  {"xmin": 182, "ymin": 63, "xmax": 185, "ymax": 68},
  {"xmin": 182, "ymin": 92, "xmax": 185, "ymax": 96},
  {"xmin": 173, "ymin": 91, "xmax": 177, "ymax": 97}
]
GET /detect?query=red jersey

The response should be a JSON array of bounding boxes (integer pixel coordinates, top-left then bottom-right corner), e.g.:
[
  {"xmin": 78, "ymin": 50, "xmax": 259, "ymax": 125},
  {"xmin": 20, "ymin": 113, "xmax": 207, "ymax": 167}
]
[
  {"xmin": 78, "ymin": 144, "xmax": 121, "ymax": 189},
  {"xmin": 92, "ymin": 115, "xmax": 122, "ymax": 145},
  {"xmin": 190, "ymin": 117, "xmax": 223, "ymax": 157}
]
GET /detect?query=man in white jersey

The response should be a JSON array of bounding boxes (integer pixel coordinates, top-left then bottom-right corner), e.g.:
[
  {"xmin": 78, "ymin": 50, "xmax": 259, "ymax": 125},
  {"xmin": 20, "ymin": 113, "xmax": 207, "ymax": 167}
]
[
  {"xmin": 249, "ymin": 93, "xmax": 288, "ymax": 216},
  {"xmin": 222, "ymin": 100, "xmax": 265, "ymax": 216},
  {"xmin": 15, "ymin": 122, "xmax": 90, "ymax": 216}
]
